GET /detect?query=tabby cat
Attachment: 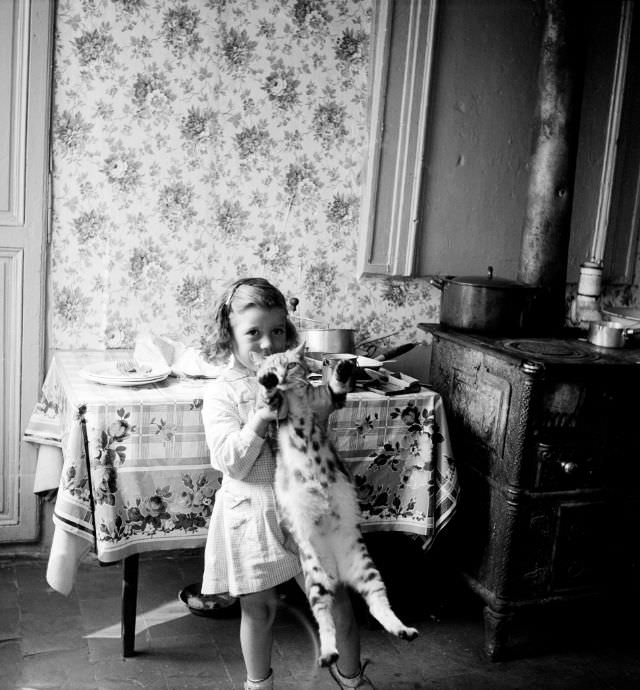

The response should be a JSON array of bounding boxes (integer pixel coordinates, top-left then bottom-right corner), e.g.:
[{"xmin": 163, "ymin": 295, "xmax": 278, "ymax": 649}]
[{"xmin": 256, "ymin": 343, "xmax": 418, "ymax": 667}]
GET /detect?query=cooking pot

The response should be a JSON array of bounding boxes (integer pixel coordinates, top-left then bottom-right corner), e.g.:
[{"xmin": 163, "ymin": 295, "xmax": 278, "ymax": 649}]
[
  {"xmin": 299, "ymin": 328, "xmax": 356, "ymax": 354},
  {"xmin": 587, "ymin": 321, "xmax": 640, "ymax": 348},
  {"xmin": 430, "ymin": 266, "xmax": 537, "ymax": 334},
  {"xmin": 298, "ymin": 328, "xmax": 406, "ymax": 356}
]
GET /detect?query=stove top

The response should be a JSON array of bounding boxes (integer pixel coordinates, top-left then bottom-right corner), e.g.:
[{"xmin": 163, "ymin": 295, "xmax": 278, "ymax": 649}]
[
  {"xmin": 418, "ymin": 323, "xmax": 640, "ymax": 366},
  {"xmin": 500, "ymin": 338, "xmax": 599, "ymax": 362}
]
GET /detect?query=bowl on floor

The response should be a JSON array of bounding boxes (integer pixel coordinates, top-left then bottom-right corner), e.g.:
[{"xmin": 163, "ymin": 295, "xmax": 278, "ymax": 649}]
[{"xmin": 178, "ymin": 583, "xmax": 240, "ymax": 618}]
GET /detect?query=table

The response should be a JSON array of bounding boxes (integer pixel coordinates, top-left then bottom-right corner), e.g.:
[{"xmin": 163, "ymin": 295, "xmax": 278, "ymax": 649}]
[{"xmin": 25, "ymin": 350, "xmax": 459, "ymax": 656}]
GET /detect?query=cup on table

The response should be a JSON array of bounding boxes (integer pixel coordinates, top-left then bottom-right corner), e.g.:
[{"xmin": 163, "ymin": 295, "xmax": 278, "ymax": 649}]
[{"xmin": 321, "ymin": 354, "xmax": 358, "ymax": 392}]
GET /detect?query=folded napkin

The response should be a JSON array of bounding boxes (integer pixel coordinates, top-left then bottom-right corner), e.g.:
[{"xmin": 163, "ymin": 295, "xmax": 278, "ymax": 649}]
[{"xmin": 133, "ymin": 332, "xmax": 223, "ymax": 378}]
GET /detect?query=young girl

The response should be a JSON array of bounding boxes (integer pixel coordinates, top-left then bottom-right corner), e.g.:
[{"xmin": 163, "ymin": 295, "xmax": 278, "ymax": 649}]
[{"xmin": 200, "ymin": 278, "xmax": 374, "ymax": 690}]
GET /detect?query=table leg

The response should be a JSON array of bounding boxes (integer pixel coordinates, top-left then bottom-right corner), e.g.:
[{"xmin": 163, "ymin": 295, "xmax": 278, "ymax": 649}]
[{"xmin": 121, "ymin": 554, "xmax": 139, "ymax": 657}]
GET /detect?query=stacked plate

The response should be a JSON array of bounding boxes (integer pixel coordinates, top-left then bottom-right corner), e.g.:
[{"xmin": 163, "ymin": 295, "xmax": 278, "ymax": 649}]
[{"xmin": 78, "ymin": 359, "xmax": 171, "ymax": 387}]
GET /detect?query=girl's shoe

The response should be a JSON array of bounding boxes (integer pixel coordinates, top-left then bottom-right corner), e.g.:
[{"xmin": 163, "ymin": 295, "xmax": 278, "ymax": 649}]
[
  {"xmin": 244, "ymin": 668, "xmax": 274, "ymax": 690},
  {"xmin": 329, "ymin": 660, "xmax": 376, "ymax": 689}
]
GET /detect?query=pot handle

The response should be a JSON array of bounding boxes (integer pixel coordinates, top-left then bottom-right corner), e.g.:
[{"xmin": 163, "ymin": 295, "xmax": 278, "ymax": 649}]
[{"xmin": 430, "ymin": 277, "xmax": 445, "ymax": 290}]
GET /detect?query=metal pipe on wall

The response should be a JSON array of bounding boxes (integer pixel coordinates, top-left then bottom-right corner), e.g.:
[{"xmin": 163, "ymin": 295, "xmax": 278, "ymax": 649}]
[{"xmin": 518, "ymin": 0, "xmax": 585, "ymax": 331}]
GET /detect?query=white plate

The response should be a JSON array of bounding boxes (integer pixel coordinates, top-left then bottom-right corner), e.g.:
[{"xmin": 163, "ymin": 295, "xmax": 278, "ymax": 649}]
[
  {"xmin": 79, "ymin": 360, "xmax": 171, "ymax": 386},
  {"xmin": 81, "ymin": 374, "xmax": 170, "ymax": 387},
  {"xmin": 356, "ymin": 355, "xmax": 385, "ymax": 369},
  {"xmin": 306, "ymin": 354, "xmax": 385, "ymax": 369}
]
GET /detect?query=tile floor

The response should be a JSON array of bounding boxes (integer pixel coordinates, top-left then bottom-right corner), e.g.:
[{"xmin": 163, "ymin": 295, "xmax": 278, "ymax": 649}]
[{"xmin": 1, "ymin": 535, "xmax": 639, "ymax": 690}]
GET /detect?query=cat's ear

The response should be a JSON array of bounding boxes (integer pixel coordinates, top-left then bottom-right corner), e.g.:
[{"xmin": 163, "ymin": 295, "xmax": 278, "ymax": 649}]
[{"xmin": 293, "ymin": 341, "xmax": 306, "ymax": 358}]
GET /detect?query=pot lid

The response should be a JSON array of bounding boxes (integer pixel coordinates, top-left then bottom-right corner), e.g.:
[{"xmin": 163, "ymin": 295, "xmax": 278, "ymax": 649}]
[{"xmin": 443, "ymin": 266, "xmax": 534, "ymax": 290}]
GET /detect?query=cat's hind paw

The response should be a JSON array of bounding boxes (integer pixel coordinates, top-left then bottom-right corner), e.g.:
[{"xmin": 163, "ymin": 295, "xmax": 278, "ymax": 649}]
[
  {"xmin": 318, "ymin": 650, "xmax": 339, "ymax": 668},
  {"xmin": 398, "ymin": 626, "xmax": 419, "ymax": 641}
]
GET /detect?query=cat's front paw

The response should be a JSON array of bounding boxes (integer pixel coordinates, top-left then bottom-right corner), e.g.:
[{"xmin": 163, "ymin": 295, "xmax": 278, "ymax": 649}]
[
  {"xmin": 318, "ymin": 650, "xmax": 339, "ymax": 667},
  {"xmin": 334, "ymin": 358, "xmax": 356, "ymax": 384},
  {"xmin": 398, "ymin": 626, "xmax": 419, "ymax": 641},
  {"xmin": 258, "ymin": 371, "xmax": 278, "ymax": 390},
  {"xmin": 258, "ymin": 372, "xmax": 284, "ymax": 412},
  {"xmin": 329, "ymin": 359, "xmax": 356, "ymax": 404}
]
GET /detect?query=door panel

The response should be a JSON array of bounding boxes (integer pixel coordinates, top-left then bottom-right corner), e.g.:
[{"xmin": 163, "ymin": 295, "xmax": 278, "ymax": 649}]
[{"xmin": 0, "ymin": 0, "xmax": 53, "ymax": 542}]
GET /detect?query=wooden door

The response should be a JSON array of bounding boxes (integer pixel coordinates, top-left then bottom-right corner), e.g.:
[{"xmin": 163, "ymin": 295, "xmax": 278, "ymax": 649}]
[{"xmin": 0, "ymin": 0, "xmax": 53, "ymax": 542}]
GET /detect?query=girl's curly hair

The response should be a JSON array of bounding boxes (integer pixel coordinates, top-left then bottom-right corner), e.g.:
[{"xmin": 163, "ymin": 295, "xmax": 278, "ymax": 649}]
[{"xmin": 200, "ymin": 277, "xmax": 298, "ymax": 363}]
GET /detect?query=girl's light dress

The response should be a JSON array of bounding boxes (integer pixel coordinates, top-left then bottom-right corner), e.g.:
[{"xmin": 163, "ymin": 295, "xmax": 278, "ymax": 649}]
[{"xmin": 200, "ymin": 360, "xmax": 301, "ymax": 597}]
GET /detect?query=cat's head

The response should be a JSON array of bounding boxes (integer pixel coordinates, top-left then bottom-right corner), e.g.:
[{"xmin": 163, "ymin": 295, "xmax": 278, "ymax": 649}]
[{"xmin": 255, "ymin": 342, "xmax": 309, "ymax": 393}]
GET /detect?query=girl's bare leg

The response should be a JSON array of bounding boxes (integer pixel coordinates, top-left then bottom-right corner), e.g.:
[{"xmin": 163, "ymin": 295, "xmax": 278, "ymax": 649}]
[
  {"xmin": 294, "ymin": 574, "xmax": 361, "ymax": 677},
  {"xmin": 240, "ymin": 588, "xmax": 278, "ymax": 682},
  {"xmin": 332, "ymin": 584, "xmax": 361, "ymax": 677}
]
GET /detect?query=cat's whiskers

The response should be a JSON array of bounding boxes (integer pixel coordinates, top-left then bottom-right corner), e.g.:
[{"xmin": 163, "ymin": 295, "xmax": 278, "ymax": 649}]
[{"xmin": 278, "ymin": 376, "xmax": 308, "ymax": 392}]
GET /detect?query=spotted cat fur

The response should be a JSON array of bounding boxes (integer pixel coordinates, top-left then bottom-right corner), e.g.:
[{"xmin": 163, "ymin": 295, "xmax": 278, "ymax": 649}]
[{"xmin": 256, "ymin": 343, "xmax": 418, "ymax": 667}]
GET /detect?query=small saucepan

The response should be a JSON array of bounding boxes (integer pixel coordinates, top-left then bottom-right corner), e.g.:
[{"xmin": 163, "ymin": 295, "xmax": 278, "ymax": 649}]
[{"xmin": 587, "ymin": 321, "xmax": 640, "ymax": 348}]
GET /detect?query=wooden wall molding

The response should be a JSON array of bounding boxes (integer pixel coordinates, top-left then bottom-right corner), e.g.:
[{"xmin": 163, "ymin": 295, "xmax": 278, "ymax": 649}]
[
  {"xmin": 0, "ymin": 247, "xmax": 24, "ymax": 525},
  {"xmin": 0, "ymin": 0, "xmax": 28, "ymax": 226}
]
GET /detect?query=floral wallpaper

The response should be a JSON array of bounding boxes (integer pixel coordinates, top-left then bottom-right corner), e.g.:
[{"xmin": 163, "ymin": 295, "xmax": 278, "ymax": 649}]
[
  {"xmin": 49, "ymin": 0, "xmax": 640, "ymax": 354},
  {"xmin": 49, "ymin": 0, "xmax": 439, "ymax": 354}
]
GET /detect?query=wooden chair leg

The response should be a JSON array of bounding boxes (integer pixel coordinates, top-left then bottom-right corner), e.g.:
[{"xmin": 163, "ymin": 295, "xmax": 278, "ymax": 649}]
[{"xmin": 121, "ymin": 554, "xmax": 139, "ymax": 657}]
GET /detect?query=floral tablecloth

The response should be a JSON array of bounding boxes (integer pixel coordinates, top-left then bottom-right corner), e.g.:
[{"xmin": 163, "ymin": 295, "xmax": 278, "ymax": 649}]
[{"xmin": 25, "ymin": 351, "xmax": 458, "ymax": 592}]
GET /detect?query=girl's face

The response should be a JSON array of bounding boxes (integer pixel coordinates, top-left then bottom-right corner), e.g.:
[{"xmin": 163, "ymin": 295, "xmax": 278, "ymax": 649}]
[{"xmin": 229, "ymin": 306, "xmax": 288, "ymax": 371}]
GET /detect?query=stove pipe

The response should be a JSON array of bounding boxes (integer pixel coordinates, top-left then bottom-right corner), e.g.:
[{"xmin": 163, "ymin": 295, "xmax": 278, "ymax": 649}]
[{"xmin": 518, "ymin": 0, "xmax": 584, "ymax": 332}]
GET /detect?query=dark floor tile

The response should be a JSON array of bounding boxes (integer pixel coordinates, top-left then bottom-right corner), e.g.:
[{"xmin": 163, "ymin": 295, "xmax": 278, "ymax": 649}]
[
  {"xmin": 18, "ymin": 587, "xmax": 81, "ymax": 617},
  {"xmin": 165, "ymin": 677, "xmax": 233, "ymax": 690},
  {"xmin": 137, "ymin": 558, "xmax": 184, "ymax": 593},
  {"xmin": 77, "ymin": 596, "xmax": 123, "ymax": 634},
  {"xmin": 571, "ymin": 652, "xmax": 640, "ymax": 690},
  {"xmin": 217, "ymin": 654, "xmax": 251, "ymax": 688},
  {"xmin": 20, "ymin": 611, "xmax": 87, "ymax": 656},
  {"xmin": 138, "ymin": 578, "xmax": 186, "ymax": 603},
  {"xmin": 75, "ymin": 562, "xmax": 123, "ymax": 601},
  {"xmin": 87, "ymin": 678, "xmax": 162, "ymax": 690},
  {"xmin": 273, "ymin": 626, "xmax": 320, "ymax": 682},
  {"xmin": 0, "ymin": 562, "xmax": 17, "ymax": 581},
  {"xmin": 91, "ymin": 653, "xmax": 170, "ymax": 689},
  {"xmin": 276, "ymin": 671, "xmax": 340, "ymax": 690},
  {"xmin": 154, "ymin": 634, "xmax": 232, "ymax": 689},
  {"xmin": 0, "ymin": 606, "xmax": 20, "ymax": 642},
  {"xmin": 17, "ymin": 647, "xmax": 96, "ymax": 690},
  {"xmin": 206, "ymin": 619, "xmax": 243, "ymax": 656},
  {"xmin": 0, "ymin": 580, "xmax": 17, "ymax": 609},
  {"xmin": 0, "ymin": 665, "xmax": 22, "ymax": 690},
  {"xmin": 13, "ymin": 561, "xmax": 48, "ymax": 591},
  {"xmin": 0, "ymin": 640, "xmax": 22, "ymax": 690},
  {"xmin": 86, "ymin": 632, "xmax": 151, "ymax": 662}
]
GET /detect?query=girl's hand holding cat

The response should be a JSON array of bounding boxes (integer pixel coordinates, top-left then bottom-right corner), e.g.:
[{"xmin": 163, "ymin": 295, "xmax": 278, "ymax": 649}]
[
  {"xmin": 250, "ymin": 390, "xmax": 288, "ymax": 438},
  {"xmin": 260, "ymin": 388, "xmax": 288, "ymax": 419}
]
